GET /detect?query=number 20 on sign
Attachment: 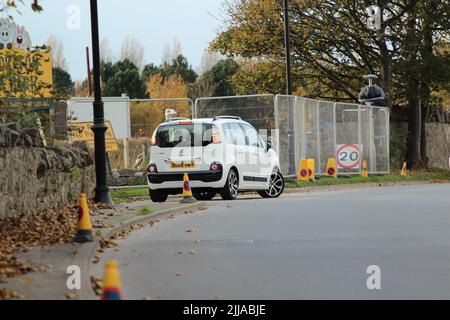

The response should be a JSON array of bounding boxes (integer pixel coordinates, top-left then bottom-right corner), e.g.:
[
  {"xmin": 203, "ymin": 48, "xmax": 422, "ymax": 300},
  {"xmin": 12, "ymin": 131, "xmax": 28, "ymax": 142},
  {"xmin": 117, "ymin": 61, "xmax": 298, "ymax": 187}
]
[{"xmin": 336, "ymin": 144, "xmax": 362, "ymax": 169}]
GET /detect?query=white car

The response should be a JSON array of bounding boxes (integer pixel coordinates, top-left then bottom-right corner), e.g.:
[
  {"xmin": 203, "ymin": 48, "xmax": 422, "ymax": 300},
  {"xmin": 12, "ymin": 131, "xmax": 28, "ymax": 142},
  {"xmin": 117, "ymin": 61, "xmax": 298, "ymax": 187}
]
[{"xmin": 146, "ymin": 116, "xmax": 284, "ymax": 202}]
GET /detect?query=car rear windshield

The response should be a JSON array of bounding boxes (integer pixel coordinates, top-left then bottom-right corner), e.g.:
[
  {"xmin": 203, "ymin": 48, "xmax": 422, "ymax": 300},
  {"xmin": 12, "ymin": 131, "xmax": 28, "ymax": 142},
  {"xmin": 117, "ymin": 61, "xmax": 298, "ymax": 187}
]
[{"xmin": 156, "ymin": 123, "xmax": 214, "ymax": 148}]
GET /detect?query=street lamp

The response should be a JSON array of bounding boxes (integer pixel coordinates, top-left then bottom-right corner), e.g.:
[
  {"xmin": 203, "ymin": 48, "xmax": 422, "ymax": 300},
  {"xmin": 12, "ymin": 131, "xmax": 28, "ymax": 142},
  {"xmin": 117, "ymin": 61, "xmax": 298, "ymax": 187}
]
[
  {"xmin": 283, "ymin": 0, "xmax": 295, "ymax": 176},
  {"xmin": 89, "ymin": 0, "xmax": 112, "ymax": 204},
  {"xmin": 283, "ymin": 0, "xmax": 292, "ymax": 95}
]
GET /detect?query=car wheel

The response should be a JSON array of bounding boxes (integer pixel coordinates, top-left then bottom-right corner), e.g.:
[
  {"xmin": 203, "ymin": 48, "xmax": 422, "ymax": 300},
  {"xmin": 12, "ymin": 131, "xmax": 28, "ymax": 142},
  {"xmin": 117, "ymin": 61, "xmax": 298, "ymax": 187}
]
[
  {"xmin": 258, "ymin": 171, "xmax": 284, "ymax": 198},
  {"xmin": 193, "ymin": 191, "xmax": 216, "ymax": 201},
  {"xmin": 149, "ymin": 189, "xmax": 168, "ymax": 202},
  {"xmin": 220, "ymin": 169, "xmax": 239, "ymax": 200}
]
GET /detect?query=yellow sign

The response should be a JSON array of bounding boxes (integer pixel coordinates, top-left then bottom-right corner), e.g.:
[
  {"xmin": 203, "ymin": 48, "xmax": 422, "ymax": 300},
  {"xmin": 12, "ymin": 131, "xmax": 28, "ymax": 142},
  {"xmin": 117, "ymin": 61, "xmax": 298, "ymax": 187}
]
[
  {"xmin": 69, "ymin": 121, "xmax": 118, "ymax": 152},
  {"xmin": 0, "ymin": 48, "xmax": 53, "ymax": 98}
]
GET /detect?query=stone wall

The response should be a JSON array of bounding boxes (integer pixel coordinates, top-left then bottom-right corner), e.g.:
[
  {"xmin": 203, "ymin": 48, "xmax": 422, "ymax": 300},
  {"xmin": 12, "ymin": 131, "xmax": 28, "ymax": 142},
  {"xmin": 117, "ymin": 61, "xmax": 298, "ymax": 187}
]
[{"xmin": 0, "ymin": 123, "xmax": 95, "ymax": 218}]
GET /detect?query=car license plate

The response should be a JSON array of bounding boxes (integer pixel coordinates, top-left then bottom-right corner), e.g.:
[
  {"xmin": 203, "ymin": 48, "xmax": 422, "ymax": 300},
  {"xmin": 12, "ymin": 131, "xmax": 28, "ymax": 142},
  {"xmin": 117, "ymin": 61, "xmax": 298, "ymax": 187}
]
[{"xmin": 170, "ymin": 161, "xmax": 196, "ymax": 169}]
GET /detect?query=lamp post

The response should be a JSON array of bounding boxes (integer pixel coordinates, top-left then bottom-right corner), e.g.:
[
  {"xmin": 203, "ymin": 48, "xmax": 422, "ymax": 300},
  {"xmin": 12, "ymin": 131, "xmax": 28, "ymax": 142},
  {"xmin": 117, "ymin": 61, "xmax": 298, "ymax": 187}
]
[
  {"xmin": 89, "ymin": 0, "xmax": 112, "ymax": 204},
  {"xmin": 283, "ymin": 0, "xmax": 295, "ymax": 175},
  {"xmin": 283, "ymin": 0, "xmax": 292, "ymax": 95}
]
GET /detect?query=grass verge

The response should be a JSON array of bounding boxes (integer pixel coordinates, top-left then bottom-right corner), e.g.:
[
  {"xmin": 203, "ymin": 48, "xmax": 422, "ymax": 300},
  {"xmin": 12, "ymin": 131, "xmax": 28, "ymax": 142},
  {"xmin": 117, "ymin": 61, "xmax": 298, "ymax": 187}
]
[
  {"xmin": 110, "ymin": 187, "xmax": 149, "ymax": 203},
  {"xmin": 285, "ymin": 168, "xmax": 450, "ymax": 188}
]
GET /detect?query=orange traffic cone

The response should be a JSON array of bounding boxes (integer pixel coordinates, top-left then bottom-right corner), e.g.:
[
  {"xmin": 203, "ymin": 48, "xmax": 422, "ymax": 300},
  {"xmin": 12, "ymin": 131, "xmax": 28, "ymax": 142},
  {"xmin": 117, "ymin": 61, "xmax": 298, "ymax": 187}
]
[
  {"xmin": 326, "ymin": 158, "xmax": 337, "ymax": 178},
  {"xmin": 400, "ymin": 161, "xmax": 407, "ymax": 176},
  {"xmin": 307, "ymin": 159, "xmax": 315, "ymax": 181},
  {"xmin": 74, "ymin": 193, "xmax": 94, "ymax": 243},
  {"xmin": 361, "ymin": 160, "xmax": 368, "ymax": 177},
  {"xmin": 101, "ymin": 260, "xmax": 122, "ymax": 300},
  {"xmin": 180, "ymin": 173, "xmax": 196, "ymax": 203}
]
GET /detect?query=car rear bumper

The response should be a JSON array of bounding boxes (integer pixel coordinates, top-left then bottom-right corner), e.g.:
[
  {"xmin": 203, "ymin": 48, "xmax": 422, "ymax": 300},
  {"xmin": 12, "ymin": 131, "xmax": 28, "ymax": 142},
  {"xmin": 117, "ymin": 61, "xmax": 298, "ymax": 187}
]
[{"xmin": 147, "ymin": 169, "xmax": 223, "ymax": 184}]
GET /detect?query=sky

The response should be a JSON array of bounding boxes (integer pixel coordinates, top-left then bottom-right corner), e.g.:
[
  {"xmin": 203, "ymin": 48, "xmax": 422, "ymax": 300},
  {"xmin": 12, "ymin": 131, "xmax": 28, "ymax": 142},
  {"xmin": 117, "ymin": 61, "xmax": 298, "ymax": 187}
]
[{"xmin": 8, "ymin": 0, "xmax": 226, "ymax": 81}]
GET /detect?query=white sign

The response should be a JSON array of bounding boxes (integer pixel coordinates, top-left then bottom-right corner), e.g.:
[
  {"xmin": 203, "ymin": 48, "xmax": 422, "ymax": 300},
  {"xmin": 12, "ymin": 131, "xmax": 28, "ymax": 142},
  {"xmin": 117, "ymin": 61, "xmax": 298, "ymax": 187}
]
[
  {"xmin": 336, "ymin": 144, "xmax": 362, "ymax": 169},
  {"xmin": 68, "ymin": 96, "xmax": 131, "ymax": 139}
]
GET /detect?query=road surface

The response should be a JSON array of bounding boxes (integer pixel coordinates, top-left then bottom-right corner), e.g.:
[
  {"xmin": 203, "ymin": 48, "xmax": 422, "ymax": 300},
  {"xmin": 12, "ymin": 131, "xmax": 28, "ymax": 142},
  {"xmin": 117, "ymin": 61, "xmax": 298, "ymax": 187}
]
[{"xmin": 91, "ymin": 183, "xmax": 450, "ymax": 299}]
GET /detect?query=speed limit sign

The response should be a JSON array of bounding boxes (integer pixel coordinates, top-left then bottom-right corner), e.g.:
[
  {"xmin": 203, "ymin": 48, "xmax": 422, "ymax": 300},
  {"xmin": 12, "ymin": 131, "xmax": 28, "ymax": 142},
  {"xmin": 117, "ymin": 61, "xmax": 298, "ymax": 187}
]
[{"xmin": 336, "ymin": 144, "xmax": 362, "ymax": 169}]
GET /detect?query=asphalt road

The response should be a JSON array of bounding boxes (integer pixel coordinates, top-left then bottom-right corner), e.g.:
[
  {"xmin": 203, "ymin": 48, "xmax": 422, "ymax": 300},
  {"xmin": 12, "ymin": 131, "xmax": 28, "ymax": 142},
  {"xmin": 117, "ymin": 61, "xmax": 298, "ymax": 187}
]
[{"xmin": 91, "ymin": 183, "xmax": 450, "ymax": 299}]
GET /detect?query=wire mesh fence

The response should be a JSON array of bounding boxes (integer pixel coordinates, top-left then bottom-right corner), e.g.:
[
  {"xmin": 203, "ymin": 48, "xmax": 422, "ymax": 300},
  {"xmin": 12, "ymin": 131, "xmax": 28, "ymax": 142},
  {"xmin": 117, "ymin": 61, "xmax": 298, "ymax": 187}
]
[
  {"xmin": 197, "ymin": 94, "xmax": 390, "ymax": 178},
  {"xmin": 108, "ymin": 94, "xmax": 389, "ymax": 187},
  {"xmin": 130, "ymin": 98, "xmax": 193, "ymax": 138}
]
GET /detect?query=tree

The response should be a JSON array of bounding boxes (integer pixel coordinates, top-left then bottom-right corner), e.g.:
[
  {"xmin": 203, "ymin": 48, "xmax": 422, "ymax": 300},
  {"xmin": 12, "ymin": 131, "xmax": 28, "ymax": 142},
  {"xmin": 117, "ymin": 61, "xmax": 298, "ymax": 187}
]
[
  {"xmin": 188, "ymin": 77, "xmax": 217, "ymax": 101},
  {"xmin": 100, "ymin": 38, "xmax": 113, "ymax": 63},
  {"xmin": 102, "ymin": 59, "xmax": 147, "ymax": 98},
  {"xmin": 197, "ymin": 50, "xmax": 222, "ymax": 75},
  {"xmin": 203, "ymin": 58, "xmax": 240, "ymax": 96},
  {"xmin": 161, "ymin": 55, "xmax": 197, "ymax": 83},
  {"xmin": 211, "ymin": 0, "xmax": 450, "ymax": 168},
  {"xmin": 162, "ymin": 38, "xmax": 182, "ymax": 65},
  {"xmin": 52, "ymin": 67, "xmax": 73, "ymax": 97},
  {"xmin": 147, "ymin": 74, "xmax": 188, "ymax": 99},
  {"xmin": 46, "ymin": 35, "xmax": 68, "ymax": 71},
  {"xmin": 120, "ymin": 35, "xmax": 145, "ymax": 71},
  {"xmin": 142, "ymin": 63, "xmax": 161, "ymax": 82},
  {"xmin": 1, "ymin": 0, "xmax": 43, "ymax": 13}
]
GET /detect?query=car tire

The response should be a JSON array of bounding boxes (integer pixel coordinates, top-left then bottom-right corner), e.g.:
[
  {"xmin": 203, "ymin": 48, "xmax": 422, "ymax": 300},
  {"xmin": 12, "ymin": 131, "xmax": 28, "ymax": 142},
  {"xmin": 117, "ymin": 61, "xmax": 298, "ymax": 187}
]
[
  {"xmin": 258, "ymin": 171, "xmax": 284, "ymax": 198},
  {"xmin": 149, "ymin": 189, "xmax": 168, "ymax": 202},
  {"xmin": 193, "ymin": 191, "xmax": 216, "ymax": 201},
  {"xmin": 220, "ymin": 169, "xmax": 239, "ymax": 200}
]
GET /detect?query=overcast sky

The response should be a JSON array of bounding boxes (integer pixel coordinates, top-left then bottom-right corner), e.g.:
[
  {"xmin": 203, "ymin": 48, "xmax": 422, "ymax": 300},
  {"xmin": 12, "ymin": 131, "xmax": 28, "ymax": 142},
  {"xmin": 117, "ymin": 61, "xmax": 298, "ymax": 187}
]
[{"xmin": 8, "ymin": 0, "xmax": 225, "ymax": 81}]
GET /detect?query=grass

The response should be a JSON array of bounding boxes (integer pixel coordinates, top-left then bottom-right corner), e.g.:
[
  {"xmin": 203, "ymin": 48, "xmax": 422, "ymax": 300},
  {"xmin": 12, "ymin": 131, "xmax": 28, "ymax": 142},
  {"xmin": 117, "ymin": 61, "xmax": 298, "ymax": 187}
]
[
  {"xmin": 137, "ymin": 207, "xmax": 152, "ymax": 216},
  {"xmin": 110, "ymin": 187, "xmax": 149, "ymax": 203},
  {"xmin": 285, "ymin": 168, "xmax": 450, "ymax": 188}
]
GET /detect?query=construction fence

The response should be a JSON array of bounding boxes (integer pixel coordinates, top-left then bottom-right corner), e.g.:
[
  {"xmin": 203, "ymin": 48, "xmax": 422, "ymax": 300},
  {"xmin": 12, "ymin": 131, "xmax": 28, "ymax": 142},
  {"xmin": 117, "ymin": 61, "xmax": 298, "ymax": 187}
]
[{"xmin": 108, "ymin": 94, "xmax": 389, "ymax": 186}]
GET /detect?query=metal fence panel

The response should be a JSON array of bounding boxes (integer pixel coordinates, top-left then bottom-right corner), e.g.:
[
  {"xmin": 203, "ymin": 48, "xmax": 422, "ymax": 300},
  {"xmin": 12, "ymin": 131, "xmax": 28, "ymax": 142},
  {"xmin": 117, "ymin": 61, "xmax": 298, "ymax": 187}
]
[
  {"xmin": 317, "ymin": 100, "xmax": 335, "ymax": 174},
  {"xmin": 373, "ymin": 107, "xmax": 390, "ymax": 173},
  {"xmin": 335, "ymin": 103, "xmax": 361, "ymax": 174},
  {"xmin": 130, "ymin": 98, "xmax": 193, "ymax": 138}
]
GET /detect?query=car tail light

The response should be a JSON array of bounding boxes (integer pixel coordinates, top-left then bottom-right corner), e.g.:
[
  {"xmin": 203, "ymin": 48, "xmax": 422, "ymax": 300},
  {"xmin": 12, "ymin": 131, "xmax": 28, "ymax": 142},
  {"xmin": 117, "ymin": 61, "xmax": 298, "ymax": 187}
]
[
  {"xmin": 210, "ymin": 162, "xmax": 222, "ymax": 171},
  {"xmin": 147, "ymin": 164, "xmax": 158, "ymax": 174},
  {"xmin": 151, "ymin": 130, "xmax": 157, "ymax": 146},
  {"xmin": 212, "ymin": 134, "xmax": 221, "ymax": 143},
  {"xmin": 211, "ymin": 125, "xmax": 221, "ymax": 143}
]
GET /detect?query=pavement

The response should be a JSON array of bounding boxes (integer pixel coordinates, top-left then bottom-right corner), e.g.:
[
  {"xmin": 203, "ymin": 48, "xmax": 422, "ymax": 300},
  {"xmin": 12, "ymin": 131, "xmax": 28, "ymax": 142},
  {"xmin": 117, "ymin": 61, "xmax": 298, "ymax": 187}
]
[
  {"xmin": 91, "ymin": 183, "xmax": 450, "ymax": 299},
  {"xmin": 0, "ymin": 197, "xmax": 206, "ymax": 300}
]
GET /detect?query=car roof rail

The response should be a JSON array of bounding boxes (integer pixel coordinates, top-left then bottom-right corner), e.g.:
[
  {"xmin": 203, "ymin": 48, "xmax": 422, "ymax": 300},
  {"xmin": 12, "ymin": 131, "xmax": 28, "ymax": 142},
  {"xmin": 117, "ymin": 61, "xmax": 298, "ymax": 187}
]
[
  {"xmin": 165, "ymin": 117, "xmax": 190, "ymax": 122},
  {"xmin": 213, "ymin": 115, "xmax": 242, "ymax": 121}
]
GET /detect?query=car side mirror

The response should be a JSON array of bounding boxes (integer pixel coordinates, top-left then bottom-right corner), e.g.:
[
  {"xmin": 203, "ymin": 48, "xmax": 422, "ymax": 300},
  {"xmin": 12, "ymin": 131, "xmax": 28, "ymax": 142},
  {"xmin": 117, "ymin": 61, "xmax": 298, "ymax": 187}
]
[{"xmin": 266, "ymin": 139, "xmax": 272, "ymax": 152}]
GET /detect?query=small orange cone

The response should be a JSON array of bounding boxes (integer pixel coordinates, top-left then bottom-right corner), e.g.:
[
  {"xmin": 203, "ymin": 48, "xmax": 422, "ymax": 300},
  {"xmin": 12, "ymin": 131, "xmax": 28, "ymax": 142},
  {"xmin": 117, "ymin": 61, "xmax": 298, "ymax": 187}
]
[
  {"xmin": 400, "ymin": 161, "xmax": 407, "ymax": 176},
  {"xmin": 101, "ymin": 260, "xmax": 122, "ymax": 300},
  {"xmin": 307, "ymin": 159, "xmax": 315, "ymax": 181},
  {"xmin": 326, "ymin": 158, "xmax": 337, "ymax": 178},
  {"xmin": 180, "ymin": 173, "xmax": 196, "ymax": 203},
  {"xmin": 74, "ymin": 193, "xmax": 94, "ymax": 243},
  {"xmin": 297, "ymin": 159, "xmax": 309, "ymax": 181},
  {"xmin": 361, "ymin": 160, "xmax": 368, "ymax": 177}
]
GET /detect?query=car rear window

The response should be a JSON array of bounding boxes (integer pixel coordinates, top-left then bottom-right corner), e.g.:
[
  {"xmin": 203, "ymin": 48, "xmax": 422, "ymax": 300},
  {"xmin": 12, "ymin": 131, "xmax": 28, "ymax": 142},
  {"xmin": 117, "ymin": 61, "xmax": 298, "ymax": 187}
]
[{"xmin": 156, "ymin": 123, "xmax": 213, "ymax": 148}]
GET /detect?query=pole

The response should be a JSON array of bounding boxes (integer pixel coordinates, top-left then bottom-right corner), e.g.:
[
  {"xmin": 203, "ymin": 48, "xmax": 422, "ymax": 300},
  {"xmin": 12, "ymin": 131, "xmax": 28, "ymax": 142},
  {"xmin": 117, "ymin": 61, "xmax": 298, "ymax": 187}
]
[
  {"xmin": 89, "ymin": 0, "xmax": 112, "ymax": 204},
  {"xmin": 283, "ymin": 0, "xmax": 295, "ymax": 174},
  {"xmin": 86, "ymin": 46, "xmax": 92, "ymax": 96},
  {"xmin": 283, "ymin": 0, "xmax": 292, "ymax": 95}
]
